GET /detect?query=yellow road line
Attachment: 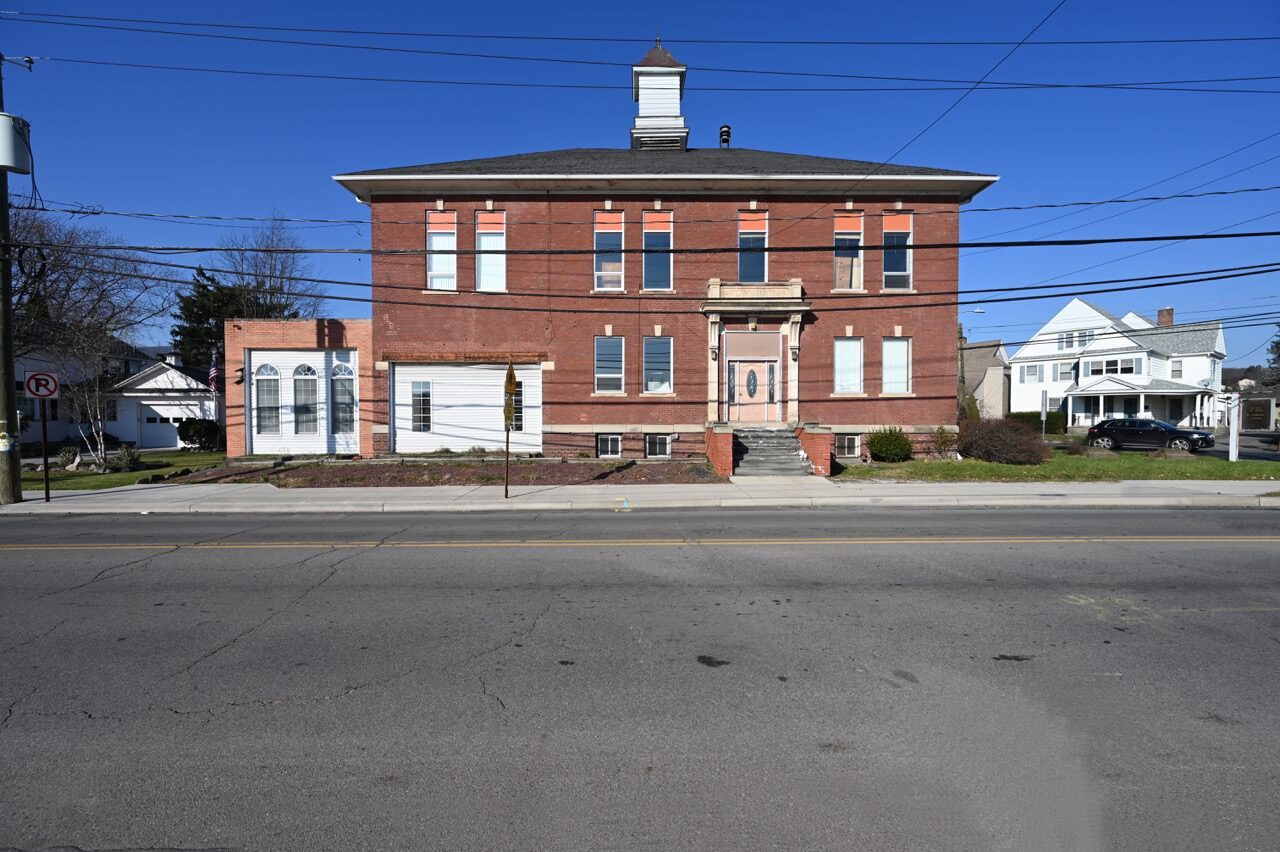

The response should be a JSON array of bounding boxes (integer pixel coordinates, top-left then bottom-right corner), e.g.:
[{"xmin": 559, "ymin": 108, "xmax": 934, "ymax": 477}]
[{"xmin": 1, "ymin": 535, "xmax": 1279, "ymax": 551}]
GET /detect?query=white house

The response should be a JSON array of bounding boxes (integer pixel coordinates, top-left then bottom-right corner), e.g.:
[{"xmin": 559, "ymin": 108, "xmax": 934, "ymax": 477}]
[{"xmin": 1008, "ymin": 300, "xmax": 1226, "ymax": 428}]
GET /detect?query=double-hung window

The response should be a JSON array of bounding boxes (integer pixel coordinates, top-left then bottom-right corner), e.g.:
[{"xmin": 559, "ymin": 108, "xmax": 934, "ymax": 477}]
[
  {"xmin": 331, "ymin": 363, "xmax": 355, "ymax": 434},
  {"xmin": 411, "ymin": 381, "xmax": 432, "ymax": 432},
  {"xmin": 645, "ymin": 434, "xmax": 671, "ymax": 458},
  {"xmin": 882, "ymin": 337, "xmax": 912, "ymax": 393},
  {"xmin": 293, "ymin": 364, "xmax": 318, "ymax": 434},
  {"xmin": 597, "ymin": 434, "xmax": 622, "ymax": 458},
  {"xmin": 426, "ymin": 211, "xmax": 457, "ymax": 291},
  {"xmin": 642, "ymin": 211, "xmax": 673, "ymax": 291},
  {"xmin": 1020, "ymin": 363, "xmax": 1044, "ymax": 383},
  {"xmin": 833, "ymin": 211, "xmax": 863, "ymax": 290},
  {"xmin": 1053, "ymin": 362, "xmax": 1074, "ymax": 382},
  {"xmin": 882, "ymin": 212, "xmax": 912, "ymax": 290},
  {"xmin": 833, "ymin": 337, "xmax": 863, "ymax": 393},
  {"xmin": 594, "ymin": 211, "xmax": 624, "ymax": 290},
  {"xmin": 254, "ymin": 364, "xmax": 280, "ymax": 435},
  {"xmin": 594, "ymin": 336, "xmax": 624, "ymax": 392},
  {"xmin": 475, "ymin": 211, "xmax": 506, "ymax": 292},
  {"xmin": 642, "ymin": 336, "xmax": 673, "ymax": 393},
  {"xmin": 738, "ymin": 211, "xmax": 767, "ymax": 282},
  {"xmin": 1171, "ymin": 359, "xmax": 1183, "ymax": 379}
]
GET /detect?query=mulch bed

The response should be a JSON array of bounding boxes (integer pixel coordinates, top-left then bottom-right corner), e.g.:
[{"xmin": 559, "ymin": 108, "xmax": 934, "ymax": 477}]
[{"xmin": 185, "ymin": 460, "xmax": 724, "ymax": 488}]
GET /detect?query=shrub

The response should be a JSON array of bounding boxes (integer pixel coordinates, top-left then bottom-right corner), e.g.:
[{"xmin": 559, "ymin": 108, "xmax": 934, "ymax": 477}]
[
  {"xmin": 1005, "ymin": 411, "xmax": 1066, "ymax": 435},
  {"xmin": 867, "ymin": 427, "xmax": 913, "ymax": 463},
  {"xmin": 177, "ymin": 418, "xmax": 220, "ymax": 451},
  {"xmin": 929, "ymin": 426, "xmax": 959, "ymax": 459},
  {"xmin": 111, "ymin": 445, "xmax": 144, "ymax": 471},
  {"xmin": 958, "ymin": 419, "xmax": 1051, "ymax": 465},
  {"xmin": 56, "ymin": 446, "xmax": 79, "ymax": 469}
]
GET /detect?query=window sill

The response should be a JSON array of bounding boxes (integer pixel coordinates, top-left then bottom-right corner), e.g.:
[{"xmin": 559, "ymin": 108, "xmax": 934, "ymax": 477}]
[
  {"xmin": 879, "ymin": 288, "xmax": 917, "ymax": 295},
  {"xmin": 829, "ymin": 392, "xmax": 868, "ymax": 398},
  {"xmin": 592, "ymin": 288, "xmax": 627, "ymax": 294},
  {"xmin": 878, "ymin": 392, "xmax": 916, "ymax": 398},
  {"xmin": 641, "ymin": 288, "xmax": 675, "ymax": 294},
  {"xmin": 422, "ymin": 288, "xmax": 459, "ymax": 294},
  {"xmin": 640, "ymin": 391, "xmax": 676, "ymax": 397},
  {"xmin": 831, "ymin": 288, "xmax": 867, "ymax": 294},
  {"xmin": 591, "ymin": 391, "xmax": 628, "ymax": 397}
]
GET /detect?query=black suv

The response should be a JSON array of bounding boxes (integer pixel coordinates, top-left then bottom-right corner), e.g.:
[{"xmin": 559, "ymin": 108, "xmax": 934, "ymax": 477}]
[{"xmin": 1086, "ymin": 419, "xmax": 1215, "ymax": 452}]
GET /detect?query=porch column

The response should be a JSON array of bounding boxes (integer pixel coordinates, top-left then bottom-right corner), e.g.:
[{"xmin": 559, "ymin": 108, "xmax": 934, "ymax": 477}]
[
  {"xmin": 1139, "ymin": 392, "xmax": 1146, "ymax": 417},
  {"xmin": 706, "ymin": 314, "xmax": 721, "ymax": 422},
  {"xmin": 1067, "ymin": 395, "xmax": 1074, "ymax": 426},
  {"xmin": 1098, "ymin": 394, "xmax": 1104, "ymax": 422},
  {"xmin": 786, "ymin": 312, "xmax": 803, "ymax": 423}
]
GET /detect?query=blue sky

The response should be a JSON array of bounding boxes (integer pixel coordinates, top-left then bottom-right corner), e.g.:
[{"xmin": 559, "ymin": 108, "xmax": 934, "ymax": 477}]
[{"xmin": 4, "ymin": 0, "xmax": 1279, "ymax": 363}]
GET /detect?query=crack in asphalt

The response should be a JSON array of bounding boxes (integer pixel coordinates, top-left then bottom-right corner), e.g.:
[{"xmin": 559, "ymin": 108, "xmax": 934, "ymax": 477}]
[
  {"xmin": 0, "ymin": 617, "xmax": 69, "ymax": 656},
  {"xmin": 0, "ymin": 685, "xmax": 38, "ymax": 735},
  {"xmin": 477, "ymin": 675, "xmax": 509, "ymax": 713}
]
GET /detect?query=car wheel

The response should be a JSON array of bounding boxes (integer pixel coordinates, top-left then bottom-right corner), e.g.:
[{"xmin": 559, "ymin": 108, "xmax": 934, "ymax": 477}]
[
  {"xmin": 1091, "ymin": 436, "xmax": 1115, "ymax": 449},
  {"xmin": 1169, "ymin": 438, "xmax": 1192, "ymax": 451}
]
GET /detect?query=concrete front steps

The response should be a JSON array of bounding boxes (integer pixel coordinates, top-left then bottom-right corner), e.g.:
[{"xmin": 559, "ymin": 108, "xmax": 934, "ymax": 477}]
[{"xmin": 732, "ymin": 428, "xmax": 813, "ymax": 475}]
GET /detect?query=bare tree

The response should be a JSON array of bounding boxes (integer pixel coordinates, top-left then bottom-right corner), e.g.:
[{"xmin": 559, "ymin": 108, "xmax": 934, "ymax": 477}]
[{"xmin": 204, "ymin": 218, "xmax": 325, "ymax": 318}]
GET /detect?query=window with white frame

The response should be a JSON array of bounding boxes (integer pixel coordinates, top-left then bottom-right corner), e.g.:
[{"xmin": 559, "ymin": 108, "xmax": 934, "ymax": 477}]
[
  {"xmin": 882, "ymin": 337, "xmax": 912, "ymax": 393},
  {"xmin": 597, "ymin": 433, "xmax": 622, "ymax": 458},
  {"xmin": 1171, "ymin": 359, "xmax": 1183, "ymax": 379},
  {"xmin": 882, "ymin": 212, "xmax": 912, "ymax": 290},
  {"xmin": 642, "ymin": 211, "xmax": 673, "ymax": 290},
  {"xmin": 645, "ymin": 434, "xmax": 671, "ymax": 458},
  {"xmin": 594, "ymin": 211, "xmax": 624, "ymax": 290},
  {"xmin": 510, "ymin": 380, "xmax": 524, "ymax": 431},
  {"xmin": 595, "ymin": 336, "xmax": 624, "ymax": 392},
  {"xmin": 331, "ymin": 363, "xmax": 355, "ymax": 434},
  {"xmin": 833, "ymin": 337, "xmax": 863, "ymax": 393},
  {"xmin": 254, "ymin": 364, "xmax": 280, "ymax": 435},
  {"xmin": 833, "ymin": 211, "xmax": 863, "ymax": 290},
  {"xmin": 1085, "ymin": 358, "xmax": 1142, "ymax": 376},
  {"xmin": 425, "ymin": 211, "xmax": 457, "ymax": 291},
  {"xmin": 411, "ymin": 381, "xmax": 431, "ymax": 432},
  {"xmin": 293, "ymin": 364, "xmax": 318, "ymax": 434},
  {"xmin": 1053, "ymin": 361, "xmax": 1074, "ymax": 382},
  {"xmin": 1057, "ymin": 332, "xmax": 1073, "ymax": 350},
  {"xmin": 642, "ymin": 336, "xmax": 673, "ymax": 393},
  {"xmin": 835, "ymin": 434, "xmax": 861, "ymax": 457},
  {"xmin": 738, "ymin": 211, "xmax": 767, "ymax": 282},
  {"xmin": 1020, "ymin": 363, "xmax": 1044, "ymax": 383},
  {"xmin": 475, "ymin": 211, "xmax": 506, "ymax": 292}
]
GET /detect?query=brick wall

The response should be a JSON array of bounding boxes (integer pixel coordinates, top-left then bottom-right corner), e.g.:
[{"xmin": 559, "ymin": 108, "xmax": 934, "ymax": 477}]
[
  {"xmin": 795, "ymin": 427, "xmax": 834, "ymax": 475},
  {"xmin": 705, "ymin": 427, "xmax": 734, "ymax": 477},
  {"xmin": 223, "ymin": 319, "xmax": 373, "ymax": 457}
]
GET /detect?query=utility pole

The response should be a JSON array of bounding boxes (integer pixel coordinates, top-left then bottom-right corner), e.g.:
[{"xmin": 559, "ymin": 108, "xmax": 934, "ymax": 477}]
[{"xmin": 0, "ymin": 54, "xmax": 22, "ymax": 504}]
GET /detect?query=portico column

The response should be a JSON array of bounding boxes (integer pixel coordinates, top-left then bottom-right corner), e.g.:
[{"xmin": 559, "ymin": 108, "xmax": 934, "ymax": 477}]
[
  {"xmin": 786, "ymin": 313, "xmax": 803, "ymax": 423},
  {"xmin": 1067, "ymin": 395, "xmax": 1074, "ymax": 427},
  {"xmin": 1139, "ymin": 392, "xmax": 1146, "ymax": 417},
  {"xmin": 706, "ymin": 314, "xmax": 721, "ymax": 422},
  {"xmin": 1098, "ymin": 394, "xmax": 1104, "ymax": 422}
]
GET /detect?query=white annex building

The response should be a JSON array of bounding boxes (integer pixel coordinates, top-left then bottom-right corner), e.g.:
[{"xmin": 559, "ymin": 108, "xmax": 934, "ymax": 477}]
[{"xmin": 1008, "ymin": 300, "xmax": 1226, "ymax": 428}]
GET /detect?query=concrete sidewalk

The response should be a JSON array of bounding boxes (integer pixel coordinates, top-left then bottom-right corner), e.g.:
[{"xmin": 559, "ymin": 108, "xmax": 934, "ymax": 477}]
[{"xmin": 2, "ymin": 476, "xmax": 1277, "ymax": 514}]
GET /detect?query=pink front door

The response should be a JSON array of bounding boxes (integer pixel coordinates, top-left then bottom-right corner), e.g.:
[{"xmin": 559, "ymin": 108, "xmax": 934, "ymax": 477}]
[{"xmin": 728, "ymin": 360, "xmax": 777, "ymax": 421}]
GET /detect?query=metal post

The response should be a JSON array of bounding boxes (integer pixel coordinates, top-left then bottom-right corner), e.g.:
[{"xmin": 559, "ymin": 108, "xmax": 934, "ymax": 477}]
[
  {"xmin": 1228, "ymin": 394, "xmax": 1240, "ymax": 463},
  {"xmin": 0, "ymin": 55, "xmax": 22, "ymax": 504},
  {"xmin": 39, "ymin": 396, "xmax": 48, "ymax": 501}
]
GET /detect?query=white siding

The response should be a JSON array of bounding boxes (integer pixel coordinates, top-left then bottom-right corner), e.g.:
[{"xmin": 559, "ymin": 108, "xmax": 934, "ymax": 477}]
[
  {"xmin": 391, "ymin": 363, "xmax": 542, "ymax": 454},
  {"xmin": 245, "ymin": 349, "xmax": 359, "ymax": 455},
  {"xmin": 637, "ymin": 74, "xmax": 681, "ymax": 117}
]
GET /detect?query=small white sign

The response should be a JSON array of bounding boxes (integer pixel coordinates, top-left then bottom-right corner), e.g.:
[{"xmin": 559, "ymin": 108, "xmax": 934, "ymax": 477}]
[{"xmin": 24, "ymin": 371, "xmax": 60, "ymax": 399}]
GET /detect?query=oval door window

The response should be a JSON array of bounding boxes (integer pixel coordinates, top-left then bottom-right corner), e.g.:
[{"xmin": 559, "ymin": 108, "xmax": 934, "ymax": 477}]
[{"xmin": 746, "ymin": 370, "xmax": 759, "ymax": 397}]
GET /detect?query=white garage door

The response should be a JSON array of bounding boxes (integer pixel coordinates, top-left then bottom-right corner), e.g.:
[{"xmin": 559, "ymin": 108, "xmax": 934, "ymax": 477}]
[
  {"xmin": 140, "ymin": 405, "xmax": 180, "ymax": 448},
  {"xmin": 391, "ymin": 363, "xmax": 542, "ymax": 454}
]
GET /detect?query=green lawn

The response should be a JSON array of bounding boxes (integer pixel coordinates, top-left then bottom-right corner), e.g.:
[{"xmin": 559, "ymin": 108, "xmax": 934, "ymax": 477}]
[
  {"xmin": 834, "ymin": 451, "xmax": 1280, "ymax": 482},
  {"xmin": 21, "ymin": 452, "xmax": 226, "ymax": 491}
]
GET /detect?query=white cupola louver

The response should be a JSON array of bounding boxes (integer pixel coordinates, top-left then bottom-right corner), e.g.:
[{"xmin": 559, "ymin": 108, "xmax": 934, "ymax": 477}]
[{"xmin": 631, "ymin": 39, "xmax": 689, "ymax": 151}]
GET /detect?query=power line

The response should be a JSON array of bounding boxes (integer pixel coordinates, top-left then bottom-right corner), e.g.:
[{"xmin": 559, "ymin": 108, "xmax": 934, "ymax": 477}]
[
  {"xmin": 20, "ymin": 55, "xmax": 1280, "ymax": 95},
  {"xmin": 23, "ymin": 183, "xmax": 1280, "ymax": 231},
  {"xmin": 18, "ymin": 228, "xmax": 1280, "ymax": 257},
  {"xmin": 8, "ymin": 11, "xmax": 1280, "ymax": 47},
  {"xmin": 10, "ymin": 15, "xmax": 1280, "ymax": 90}
]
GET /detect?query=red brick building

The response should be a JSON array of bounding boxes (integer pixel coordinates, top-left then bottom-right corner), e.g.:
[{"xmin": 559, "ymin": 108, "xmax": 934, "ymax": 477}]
[{"xmin": 225, "ymin": 44, "xmax": 997, "ymax": 474}]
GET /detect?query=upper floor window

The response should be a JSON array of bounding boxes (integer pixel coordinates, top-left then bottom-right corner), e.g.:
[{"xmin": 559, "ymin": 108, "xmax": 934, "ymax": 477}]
[
  {"xmin": 834, "ymin": 211, "xmax": 863, "ymax": 290},
  {"xmin": 1019, "ymin": 363, "xmax": 1044, "ymax": 383},
  {"xmin": 426, "ymin": 211, "xmax": 457, "ymax": 291},
  {"xmin": 293, "ymin": 364, "xmax": 319, "ymax": 435},
  {"xmin": 738, "ymin": 211, "xmax": 767, "ymax": 283},
  {"xmin": 594, "ymin": 336, "xmax": 624, "ymax": 392},
  {"xmin": 254, "ymin": 363, "xmax": 280, "ymax": 435},
  {"xmin": 1053, "ymin": 361, "xmax": 1074, "ymax": 382},
  {"xmin": 475, "ymin": 211, "xmax": 506, "ymax": 293},
  {"xmin": 594, "ymin": 211, "xmax": 624, "ymax": 290},
  {"xmin": 1171, "ymin": 359, "xmax": 1183, "ymax": 379},
  {"xmin": 642, "ymin": 211, "xmax": 673, "ymax": 291},
  {"xmin": 882, "ymin": 212, "xmax": 912, "ymax": 290},
  {"xmin": 1085, "ymin": 357, "xmax": 1142, "ymax": 377},
  {"xmin": 1059, "ymin": 330, "xmax": 1096, "ymax": 349}
]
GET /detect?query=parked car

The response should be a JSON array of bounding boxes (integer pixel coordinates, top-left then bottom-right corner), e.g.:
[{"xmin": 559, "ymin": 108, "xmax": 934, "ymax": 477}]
[{"xmin": 1086, "ymin": 419, "xmax": 1216, "ymax": 452}]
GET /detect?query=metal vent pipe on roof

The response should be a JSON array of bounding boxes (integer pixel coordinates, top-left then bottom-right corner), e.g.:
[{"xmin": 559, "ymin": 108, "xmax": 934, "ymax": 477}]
[{"xmin": 720, "ymin": 125, "xmax": 731, "ymax": 149}]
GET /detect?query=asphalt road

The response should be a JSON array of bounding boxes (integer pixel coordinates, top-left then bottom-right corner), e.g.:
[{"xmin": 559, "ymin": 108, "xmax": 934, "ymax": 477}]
[{"xmin": 1, "ymin": 509, "xmax": 1278, "ymax": 852}]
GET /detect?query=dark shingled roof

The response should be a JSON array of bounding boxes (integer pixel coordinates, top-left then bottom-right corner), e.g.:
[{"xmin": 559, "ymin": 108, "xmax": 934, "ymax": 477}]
[
  {"xmin": 342, "ymin": 147, "xmax": 993, "ymax": 178},
  {"xmin": 637, "ymin": 42, "xmax": 682, "ymax": 67}
]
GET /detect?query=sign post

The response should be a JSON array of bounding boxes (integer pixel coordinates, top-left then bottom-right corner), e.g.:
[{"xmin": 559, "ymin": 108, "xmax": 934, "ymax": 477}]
[
  {"xmin": 1040, "ymin": 389, "xmax": 1049, "ymax": 437},
  {"xmin": 24, "ymin": 371, "xmax": 59, "ymax": 502},
  {"xmin": 503, "ymin": 364, "xmax": 516, "ymax": 500}
]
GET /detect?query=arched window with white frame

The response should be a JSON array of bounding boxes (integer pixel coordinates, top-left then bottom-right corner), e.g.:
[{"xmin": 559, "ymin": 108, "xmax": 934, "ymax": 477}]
[
  {"xmin": 254, "ymin": 364, "xmax": 280, "ymax": 435},
  {"xmin": 331, "ymin": 363, "xmax": 355, "ymax": 435},
  {"xmin": 293, "ymin": 364, "xmax": 319, "ymax": 434}
]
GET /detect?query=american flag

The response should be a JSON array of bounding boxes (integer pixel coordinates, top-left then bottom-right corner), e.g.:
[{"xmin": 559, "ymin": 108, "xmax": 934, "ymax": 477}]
[{"xmin": 208, "ymin": 346, "xmax": 221, "ymax": 393}]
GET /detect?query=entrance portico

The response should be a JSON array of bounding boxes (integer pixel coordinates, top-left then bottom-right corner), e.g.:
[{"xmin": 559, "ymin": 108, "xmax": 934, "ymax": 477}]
[{"xmin": 1065, "ymin": 377, "xmax": 1219, "ymax": 428}]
